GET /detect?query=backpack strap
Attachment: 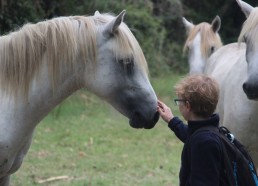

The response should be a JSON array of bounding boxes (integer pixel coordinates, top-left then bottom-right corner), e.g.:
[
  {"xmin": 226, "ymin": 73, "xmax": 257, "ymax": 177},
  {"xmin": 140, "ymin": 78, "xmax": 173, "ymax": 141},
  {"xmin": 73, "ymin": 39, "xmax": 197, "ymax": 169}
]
[
  {"xmin": 191, "ymin": 126, "xmax": 236, "ymax": 186},
  {"xmin": 194, "ymin": 126, "xmax": 258, "ymax": 186},
  {"xmin": 220, "ymin": 126, "xmax": 257, "ymax": 166},
  {"xmin": 219, "ymin": 127, "xmax": 258, "ymax": 186}
]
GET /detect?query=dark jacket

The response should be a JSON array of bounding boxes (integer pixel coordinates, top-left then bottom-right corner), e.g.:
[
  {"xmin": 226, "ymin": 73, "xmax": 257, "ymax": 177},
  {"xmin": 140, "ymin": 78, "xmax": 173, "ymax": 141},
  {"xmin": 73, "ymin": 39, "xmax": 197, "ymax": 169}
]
[{"xmin": 168, "ymin": 114, "xmax": 223, "ymax": 186}]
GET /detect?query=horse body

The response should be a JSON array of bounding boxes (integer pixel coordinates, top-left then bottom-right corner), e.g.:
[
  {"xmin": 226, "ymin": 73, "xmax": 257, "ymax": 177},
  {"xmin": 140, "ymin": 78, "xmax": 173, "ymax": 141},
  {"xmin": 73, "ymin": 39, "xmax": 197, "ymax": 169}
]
[
  {"xmin": 0, "ymin": 11, "xmax": 159, "ymax": 185},
  {"xmin": 183, "ymin": 7, "xmax": 258, "ymax": 166},
  {"xmin": 206, "ymin": 42, "xmax": 258, "ymax": 163},
  {"xmin": 205, "ymin": 43, "xmax": 246, "ymax": 119},
  {"xmin": 187, "ymin": 0, "xmax": 258, "ymax": 166},
  {"xmin": 205, "ymin": 43, "xmax": 255, "ymax": 142},
  {"xmin": 0, "ymin": 56, "xmax": 87, "ymax": 181}
]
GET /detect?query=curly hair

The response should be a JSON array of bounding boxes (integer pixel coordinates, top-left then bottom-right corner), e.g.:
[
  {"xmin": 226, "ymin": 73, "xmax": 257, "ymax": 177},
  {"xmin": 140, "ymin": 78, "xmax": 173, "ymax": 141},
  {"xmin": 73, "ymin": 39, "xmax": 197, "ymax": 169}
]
[{"xmin": 175, "ymin": 74, "xmax": 219, "ymax": 118}]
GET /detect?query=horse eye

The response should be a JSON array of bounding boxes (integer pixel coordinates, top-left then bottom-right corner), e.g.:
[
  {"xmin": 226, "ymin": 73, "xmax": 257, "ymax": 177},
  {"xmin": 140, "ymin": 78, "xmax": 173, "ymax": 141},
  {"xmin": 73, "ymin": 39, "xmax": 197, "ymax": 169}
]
[
  {"xmin": 210, "ymin": 46, "xmax": 215, "ymax": 54},
  {"xmin": 118, "ymin": 58, "xmax": 134, "ymax": 74},
  {"xmin": 125, "ymin": 58, "xmax": 134, "ymax": 74},
  {"xmin": 118, "ymin": 59, "xmax": 123, "ymax": 64}
]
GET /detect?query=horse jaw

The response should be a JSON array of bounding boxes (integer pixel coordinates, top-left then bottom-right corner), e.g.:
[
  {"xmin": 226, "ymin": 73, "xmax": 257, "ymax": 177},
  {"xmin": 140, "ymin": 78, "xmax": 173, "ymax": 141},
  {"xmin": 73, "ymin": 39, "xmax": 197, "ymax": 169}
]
[{"xmin": 105, "ymin": 89, "xmax": 160, "ymax": 129}]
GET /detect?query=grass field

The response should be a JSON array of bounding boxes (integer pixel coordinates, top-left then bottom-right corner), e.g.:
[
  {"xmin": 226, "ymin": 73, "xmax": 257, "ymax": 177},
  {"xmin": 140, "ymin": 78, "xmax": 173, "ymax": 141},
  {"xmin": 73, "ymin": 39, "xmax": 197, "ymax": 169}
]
[{"xmin": 11, "ymin": 73, "xmax": 186, "ymax": 186}]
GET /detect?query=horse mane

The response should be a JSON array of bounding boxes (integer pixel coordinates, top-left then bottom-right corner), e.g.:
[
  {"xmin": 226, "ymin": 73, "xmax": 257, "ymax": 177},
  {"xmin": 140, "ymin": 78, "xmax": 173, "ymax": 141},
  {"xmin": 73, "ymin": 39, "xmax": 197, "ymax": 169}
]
[
  {"xmin": 238, "ymin": 8, "xmax": 258, "ymax": 44},
  {"xmin": 0, "ymin": 13, "xmax": 148, "ymax": 97},
  {"xmin": 184, "ymin": 22, "xmax": 223, "ymax": 58}
]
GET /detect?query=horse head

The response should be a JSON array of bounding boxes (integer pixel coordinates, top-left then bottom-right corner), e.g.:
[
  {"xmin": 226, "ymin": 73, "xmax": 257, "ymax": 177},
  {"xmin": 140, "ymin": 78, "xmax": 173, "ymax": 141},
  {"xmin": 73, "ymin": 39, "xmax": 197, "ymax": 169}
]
[
  {"xmin": 237, "ymin": 0, "xmax": 258, "ymax": 100},
  {"xmin": 82, "ymin": 10, "xmax": 159, "ymax": 129},
  {"xmin": 183, "ymin": 16, "xmax": 222, "ymax": 74}
]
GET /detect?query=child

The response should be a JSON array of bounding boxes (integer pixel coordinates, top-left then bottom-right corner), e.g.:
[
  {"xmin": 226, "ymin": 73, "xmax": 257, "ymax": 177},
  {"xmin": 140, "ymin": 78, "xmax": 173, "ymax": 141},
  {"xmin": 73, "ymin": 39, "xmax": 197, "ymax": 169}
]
[{"xmin": 157, "ymin": 74, "xmax": 223, "ymax": 186}]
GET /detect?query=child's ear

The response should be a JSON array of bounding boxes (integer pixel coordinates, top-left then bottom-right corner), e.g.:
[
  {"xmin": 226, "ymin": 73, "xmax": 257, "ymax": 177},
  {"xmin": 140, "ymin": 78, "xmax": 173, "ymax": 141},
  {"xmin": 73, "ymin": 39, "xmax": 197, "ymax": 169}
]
[{"xmin": 186, "ymin": 101, "xmax": 191, "ymax": 111}]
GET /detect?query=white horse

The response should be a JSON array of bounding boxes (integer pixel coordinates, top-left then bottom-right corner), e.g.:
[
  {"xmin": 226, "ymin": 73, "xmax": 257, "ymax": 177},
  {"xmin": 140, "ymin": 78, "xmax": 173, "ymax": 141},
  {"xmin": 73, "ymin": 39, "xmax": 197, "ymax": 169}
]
[
  {"xmin": 204, "ymin": 0, "xmax": 258, "ymax": 166},
  {"xmin": 182, "ymin": 16, "xmax": 223, "ymax": 74},
  {"xmin": 0, "ymin": 10, "xmax": 159, "ymax": 185}
]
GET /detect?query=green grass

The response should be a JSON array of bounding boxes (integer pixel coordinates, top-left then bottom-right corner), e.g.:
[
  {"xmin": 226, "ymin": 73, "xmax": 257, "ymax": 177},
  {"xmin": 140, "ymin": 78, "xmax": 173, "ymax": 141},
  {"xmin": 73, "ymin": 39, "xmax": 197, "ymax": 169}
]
[{"xmin": 11, "ymin": 73, "xmax": 185, "ymax": 186}]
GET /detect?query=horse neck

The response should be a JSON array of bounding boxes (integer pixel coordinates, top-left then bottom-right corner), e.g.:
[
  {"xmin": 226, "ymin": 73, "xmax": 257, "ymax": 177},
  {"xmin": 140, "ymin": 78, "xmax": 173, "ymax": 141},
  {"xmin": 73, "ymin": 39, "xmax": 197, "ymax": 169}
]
[{"xmin": 0, "ymin": 61, "xmax": 83, "ymax": 130}]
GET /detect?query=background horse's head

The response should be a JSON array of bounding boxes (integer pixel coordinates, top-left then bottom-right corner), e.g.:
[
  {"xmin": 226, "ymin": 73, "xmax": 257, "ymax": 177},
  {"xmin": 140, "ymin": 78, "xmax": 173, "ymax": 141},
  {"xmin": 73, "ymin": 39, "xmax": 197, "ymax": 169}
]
[
  {"xmin": 237, "ymin": 0, "xmax": 258, "ymax": 100},
  {"xmin": 183, "ymin": 16, "xmax": 223, "ymax": 74},
  {"xmin": 82, "ymin": 11, "xmax": 159, "ymax": 128}
]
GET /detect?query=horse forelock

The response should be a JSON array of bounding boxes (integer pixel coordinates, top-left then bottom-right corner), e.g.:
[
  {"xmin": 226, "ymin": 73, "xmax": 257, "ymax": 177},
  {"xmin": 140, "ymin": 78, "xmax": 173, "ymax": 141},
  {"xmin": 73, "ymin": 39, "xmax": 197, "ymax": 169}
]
[
  {"xmin": 114, "ymin": 25, "xmax": 148, "ymax": 76},
  {"xmin": 184, "ymin": 23, "xmax": 222, "ymax": 58},
  {"xmin": 93, "ymin": 14, "xmax": 148, "ymax": 77},
  {"xmin": 238, "ymin": 8, "xmax": 258, "ymax": 44}
]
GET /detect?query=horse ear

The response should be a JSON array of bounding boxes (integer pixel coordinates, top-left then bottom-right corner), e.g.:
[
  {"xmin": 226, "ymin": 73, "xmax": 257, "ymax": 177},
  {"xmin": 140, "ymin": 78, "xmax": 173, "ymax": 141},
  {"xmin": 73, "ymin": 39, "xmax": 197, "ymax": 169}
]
[
  {"xmin": 211, "ymin": 16, "xmax": 221, "ymax": 33},
  {"xmin": 94, "ymin": 10, "xmax": 101, "ymax": 16},
  {"xmin": 103, "ymin": 10, "xmax": 126, "ymax": 36},
  {"xmin": 182, "ymin": 17, "xmax": 194, "ymax": 33},
  {"xmin": 236, "ymin": 0, "xmax": 254, "ymax": 18}
]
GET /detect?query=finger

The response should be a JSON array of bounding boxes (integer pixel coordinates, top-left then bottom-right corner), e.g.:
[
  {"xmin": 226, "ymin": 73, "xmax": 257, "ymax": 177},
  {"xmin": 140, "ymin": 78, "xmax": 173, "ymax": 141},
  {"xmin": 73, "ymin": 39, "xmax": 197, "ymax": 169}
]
[
  {"xmin": 158, "ymin": 100, "xmax": 164, "ymax": 105},
  {"xmin": 157, "ymin": 106, "xmax": 164, "ymax": 113},
  {"xmin": 158, "ymin": 104, "xmax": 165, "ymax": 111},
  {"xmin": 158, "ymin": 101, "xmax": 164, "ymax": 107}
]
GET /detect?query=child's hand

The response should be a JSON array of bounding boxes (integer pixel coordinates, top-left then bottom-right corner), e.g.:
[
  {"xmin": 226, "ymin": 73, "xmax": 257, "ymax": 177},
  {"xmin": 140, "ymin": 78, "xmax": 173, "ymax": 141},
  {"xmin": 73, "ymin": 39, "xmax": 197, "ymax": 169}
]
[{"xmin": 157, "ymin": 100, "xmax": 174, "ymax": 123}]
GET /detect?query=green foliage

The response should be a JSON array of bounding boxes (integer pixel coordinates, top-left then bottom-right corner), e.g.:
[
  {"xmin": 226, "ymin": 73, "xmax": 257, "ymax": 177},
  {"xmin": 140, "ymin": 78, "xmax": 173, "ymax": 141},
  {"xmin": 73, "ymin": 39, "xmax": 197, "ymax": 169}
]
[
  {"xmin": 0, "ymin": 0, "xmax": 44, "ymax": 33},
  {"xmin": 5, "ymin": 0, "xmax": 257, "ymax": 76},
  {"xmin": 181, "ymin": 0, "xmax": 258, "ymax": 44}
]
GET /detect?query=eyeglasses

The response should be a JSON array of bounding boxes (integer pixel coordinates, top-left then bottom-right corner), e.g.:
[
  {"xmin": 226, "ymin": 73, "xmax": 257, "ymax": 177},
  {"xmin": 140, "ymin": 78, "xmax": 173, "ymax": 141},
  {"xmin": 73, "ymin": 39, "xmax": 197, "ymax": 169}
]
[{"xmin": 174, "ymin": 98, "xmax": 187, "ymax": 106}]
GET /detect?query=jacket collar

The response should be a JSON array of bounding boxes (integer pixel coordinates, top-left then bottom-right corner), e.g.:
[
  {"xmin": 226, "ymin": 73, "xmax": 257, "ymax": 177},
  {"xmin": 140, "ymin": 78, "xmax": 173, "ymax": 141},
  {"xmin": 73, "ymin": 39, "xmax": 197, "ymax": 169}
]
[{"xmin": 187, "ymin": 114, "xmax": 220, "ymax": 135}]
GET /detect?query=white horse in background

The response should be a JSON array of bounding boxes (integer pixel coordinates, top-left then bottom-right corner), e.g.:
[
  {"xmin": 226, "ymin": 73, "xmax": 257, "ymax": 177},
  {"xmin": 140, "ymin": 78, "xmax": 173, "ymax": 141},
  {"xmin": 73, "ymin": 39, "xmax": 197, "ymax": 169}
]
[
  {"xmin": 0, "ymin": 10, "xmax": 159, "ymax": 185},
  {"xmin": 204, "ymin": 0, "xmax": 258, "ymax": 166},
  {"xmin": 182, "ymin": 16, "xmax": 223, "ymax": 74}
]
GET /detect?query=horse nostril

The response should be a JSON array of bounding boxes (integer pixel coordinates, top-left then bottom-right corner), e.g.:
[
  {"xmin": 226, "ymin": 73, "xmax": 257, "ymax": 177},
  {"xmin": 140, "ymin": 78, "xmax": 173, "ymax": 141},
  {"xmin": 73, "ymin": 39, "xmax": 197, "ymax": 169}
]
[
  {"xmin": 242, "ymin": 82, "xmax": 258, "ymax": 99},
  {"xmin": 243, "ymin": 82, "xmax": 248, "ymax": 93},
  {"xmin": 153, "ymin": 111, "xmax": 160, "ymax": 124},
  {"xmin": 134, "ymin": 111, "xmax": 141, "ymax": 118}
]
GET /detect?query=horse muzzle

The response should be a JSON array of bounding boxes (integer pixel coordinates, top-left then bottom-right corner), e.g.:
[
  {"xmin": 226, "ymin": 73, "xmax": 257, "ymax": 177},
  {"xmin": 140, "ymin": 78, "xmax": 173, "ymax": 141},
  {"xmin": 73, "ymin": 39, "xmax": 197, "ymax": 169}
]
[
  {"xmin": 243, "ymin": 82, "xmax": 258, "ymax": 100},
  {"xmin": 129, "ymin": 111, "xmax": 159, "ymax": 129}
]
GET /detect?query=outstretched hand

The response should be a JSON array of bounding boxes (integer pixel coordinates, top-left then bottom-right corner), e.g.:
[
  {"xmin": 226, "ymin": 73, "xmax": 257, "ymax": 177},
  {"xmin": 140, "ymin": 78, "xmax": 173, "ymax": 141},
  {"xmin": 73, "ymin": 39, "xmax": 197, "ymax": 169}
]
[{"xmin": 157, "ymin": 100, "xmax": 174, "ymax": 123}]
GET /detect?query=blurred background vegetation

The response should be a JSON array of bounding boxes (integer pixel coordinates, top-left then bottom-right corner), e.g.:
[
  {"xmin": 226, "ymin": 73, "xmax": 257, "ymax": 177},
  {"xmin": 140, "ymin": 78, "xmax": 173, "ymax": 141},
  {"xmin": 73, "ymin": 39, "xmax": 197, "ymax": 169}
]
[{"xmin": 0, "ymin": 0, "xmax": 257, "ymax": 76}]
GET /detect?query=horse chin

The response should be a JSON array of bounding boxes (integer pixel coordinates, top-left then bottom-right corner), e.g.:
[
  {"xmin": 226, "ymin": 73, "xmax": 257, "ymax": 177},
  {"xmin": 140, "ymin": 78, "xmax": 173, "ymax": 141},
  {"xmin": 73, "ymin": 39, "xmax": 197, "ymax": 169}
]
[
  {"xmin": 129, "ymin": 119, "xmax": 143, "ymax": 129},
  {"xmin": 247, "ymin": 95, "xmax": 258, "ymax": 101},
  {"xmin": 129, "ymin": 111, "xmax": 159, "ymax": 129},
  {"xmin": 245, "ymin": 93, "xmax": 258, "ymax": 100}
]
